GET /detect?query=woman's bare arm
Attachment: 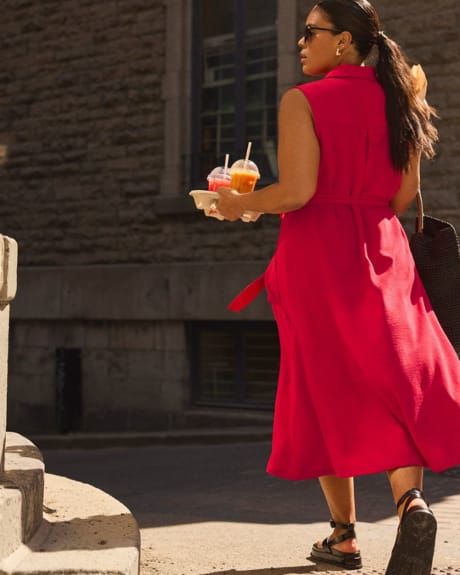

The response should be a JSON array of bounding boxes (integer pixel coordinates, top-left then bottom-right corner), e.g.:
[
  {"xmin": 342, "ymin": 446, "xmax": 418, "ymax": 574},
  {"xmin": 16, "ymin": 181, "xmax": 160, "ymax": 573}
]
[{"xmin": 216, "ymin": 88, "xmax": 320, "ymax": 220}]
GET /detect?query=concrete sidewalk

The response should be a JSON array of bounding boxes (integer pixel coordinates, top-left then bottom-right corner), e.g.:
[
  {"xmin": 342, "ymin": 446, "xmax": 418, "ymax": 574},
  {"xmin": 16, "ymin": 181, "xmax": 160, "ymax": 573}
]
[{"xmin": 41, "ymin": 439, "xmax": 460, "ymax": 575}]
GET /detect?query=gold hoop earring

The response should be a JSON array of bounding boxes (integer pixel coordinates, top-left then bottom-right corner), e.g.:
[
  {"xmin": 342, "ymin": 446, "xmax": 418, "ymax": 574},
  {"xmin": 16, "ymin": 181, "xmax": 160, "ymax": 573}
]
[{"xmin": 336, "ymin": 47, "xmax": 342, "ymax": 57}]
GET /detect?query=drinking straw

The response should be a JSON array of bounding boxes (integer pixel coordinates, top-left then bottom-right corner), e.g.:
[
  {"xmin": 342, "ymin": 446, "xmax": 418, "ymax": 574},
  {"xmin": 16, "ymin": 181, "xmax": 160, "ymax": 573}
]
[
  {"xmin": 224, "ymin": 153, "xmax": 229, "ymax": 177},
  {"xmin": 244, "ymin": 141, "xmax": 252, "ymax": 169}
]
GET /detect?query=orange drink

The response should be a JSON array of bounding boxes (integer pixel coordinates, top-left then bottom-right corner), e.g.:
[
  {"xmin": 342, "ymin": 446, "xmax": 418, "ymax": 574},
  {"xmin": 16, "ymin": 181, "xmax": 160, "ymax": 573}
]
[
  {"xmin": 229, "ymin": 159, "xmax": 260, "ymax": 193},
  {"xmin": 230, "ymin": 171, "xmax": 259, "ymax": 193}
]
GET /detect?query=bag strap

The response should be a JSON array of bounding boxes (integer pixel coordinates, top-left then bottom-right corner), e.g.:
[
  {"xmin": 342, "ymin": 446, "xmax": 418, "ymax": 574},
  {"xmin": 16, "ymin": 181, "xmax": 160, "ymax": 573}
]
[{"xmin": 416, "ymin": 190, "xmax": 424, "ymax": 233}]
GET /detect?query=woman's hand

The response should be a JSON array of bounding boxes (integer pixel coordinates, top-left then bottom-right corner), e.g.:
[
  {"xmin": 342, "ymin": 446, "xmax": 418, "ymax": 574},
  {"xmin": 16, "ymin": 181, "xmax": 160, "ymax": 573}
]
[{"xmin": 215, "ymin": 187, "xmax": 245, "ymax": 221}]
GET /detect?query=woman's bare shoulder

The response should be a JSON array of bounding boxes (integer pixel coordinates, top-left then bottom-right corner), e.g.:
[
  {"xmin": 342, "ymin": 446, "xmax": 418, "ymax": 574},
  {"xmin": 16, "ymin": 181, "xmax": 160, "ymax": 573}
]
[{"xmin": 279, "ymin": 87, "xmax": 313, "ymax": 118}]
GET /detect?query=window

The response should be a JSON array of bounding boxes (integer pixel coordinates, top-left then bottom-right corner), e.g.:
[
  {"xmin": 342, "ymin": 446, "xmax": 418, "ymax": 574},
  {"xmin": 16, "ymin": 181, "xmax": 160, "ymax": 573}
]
[
  {"xmin": 191, "ymin": 0, "xmax": 278, "ymax": 186},
  {"xmin": 189, "ymin": 321, "xmax": 279, "ymax": 408},
  {"xmin": 160, "ymin": 0, "xmax": 298, "ymax": 211}
]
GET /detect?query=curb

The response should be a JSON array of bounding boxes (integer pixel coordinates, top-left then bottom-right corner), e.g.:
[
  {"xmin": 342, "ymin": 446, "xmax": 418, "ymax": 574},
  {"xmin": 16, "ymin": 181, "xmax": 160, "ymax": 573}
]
[{"xmin": 30, "ymin": 427, "xmax": 274, "ymax": 450}]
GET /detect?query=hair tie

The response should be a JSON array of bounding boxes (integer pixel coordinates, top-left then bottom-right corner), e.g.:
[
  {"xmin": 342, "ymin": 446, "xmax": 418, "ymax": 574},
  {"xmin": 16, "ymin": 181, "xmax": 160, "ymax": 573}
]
[{"xmin": 375, "ymin": 30, "xmax": 388, "ymax": 45}]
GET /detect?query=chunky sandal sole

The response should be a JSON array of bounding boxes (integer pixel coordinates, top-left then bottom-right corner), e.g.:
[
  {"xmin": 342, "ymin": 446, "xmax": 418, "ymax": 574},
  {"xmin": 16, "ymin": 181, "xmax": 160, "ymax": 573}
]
[
  {"xmin": 309, "ymin": 548, "xmax": 363, "ymax": 570},
  {"xmin": 385, "ymin": 509, "xmax": 437, "ymax": 575},
  {"xmin": 309, "ymin": 520, "xmax": 362, "ymax": 570}
]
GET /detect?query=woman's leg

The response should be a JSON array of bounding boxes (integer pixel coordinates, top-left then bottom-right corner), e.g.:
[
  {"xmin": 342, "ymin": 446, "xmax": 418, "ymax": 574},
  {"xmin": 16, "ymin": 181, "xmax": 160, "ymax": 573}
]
[
  {"xmin": 317, "ymin": 475, "xmax": 359, "ymax": 552},
  {"xmin": 387, "ymin": 466, "xmax": 427, "ymax": 518},
  {"xmin": 385, "ymin": 466, "xmax": 436, "ymax": 575}
]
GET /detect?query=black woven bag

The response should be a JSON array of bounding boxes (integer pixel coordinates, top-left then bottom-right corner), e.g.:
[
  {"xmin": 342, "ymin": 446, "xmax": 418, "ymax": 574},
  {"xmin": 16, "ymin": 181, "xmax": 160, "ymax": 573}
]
[{"xmin": 409, "ymin": 191, "xmax": 460, "ymax": 353}]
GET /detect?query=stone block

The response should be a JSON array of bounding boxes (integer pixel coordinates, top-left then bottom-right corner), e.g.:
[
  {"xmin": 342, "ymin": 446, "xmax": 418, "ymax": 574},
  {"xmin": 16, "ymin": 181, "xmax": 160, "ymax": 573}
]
[
  {"xmin": 0, "ymin": 484, "xmax": 22, "ymax": 562},
  {"xmin": 0, "ymin": 237, "xmax": 17, "ymax": 304},
  {"xmin": 84, "ymin": 322, "xmax": 110, "ymax": 349},
  {"xmin": 0, "ymin": 433, "xmax": 44, "ymax": 562},
  {"xmin": 8, "ymin": 347, "xmax": 55, "ymax": 378},
  {"xmin": 0, "ymin": 236, "xmax": 17, "ymax": 471},
  {"xmin": 0, "ymin": 472, "xmax": 139, "ymax": 575},
  {"xmin": 7, "ymin": 372, "xmax": 55, "ymax": 407},
  {"xmin": 6, "ymin": 400, "xmax": 57, "ymax": 435},
  {"xmin": 126, "ymin": 349, "xmax": 162, "ymax": 380},
  {"xmin": 84, "ymin": 349, "xmax": 128, "ymax": 383},
  {"xmin": 21, "ymin": 324, "xmax": 51, "ymax": 348},
  {"xmin": 160, "ymin": 322, "xmax": 186, "ymax": 352},
  {"xmin": 51, "ymin": 323, "xmax": 85, "ymax": 348},
  {"xmin": 109, "ymin": 323, "xmax": 156, "ymax": 350},
  {"xmin": 0, "ymin": 305, "xmax": 9, "ymax": 470},
  {"xmin": 11, "ymin": 268, "xmax": 61, "ymax": 319}
]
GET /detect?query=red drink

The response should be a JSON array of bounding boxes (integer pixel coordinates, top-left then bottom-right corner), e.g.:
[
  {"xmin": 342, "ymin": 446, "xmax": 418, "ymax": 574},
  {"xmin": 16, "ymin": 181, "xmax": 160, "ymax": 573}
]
[
  {"xmin": 207, "ymin": 166, "xmax": 231, "ymax": 191},
  {"xmin": 208, "ymin": 178, "xmax": 231, "ymax": 191}
]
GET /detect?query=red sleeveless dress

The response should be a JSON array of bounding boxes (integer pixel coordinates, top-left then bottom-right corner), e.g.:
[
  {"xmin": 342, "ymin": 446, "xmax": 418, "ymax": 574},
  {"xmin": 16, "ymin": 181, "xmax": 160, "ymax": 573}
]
[{"xmin": 230, "ymin": 64, "xmax": 460, "ymax": 480}]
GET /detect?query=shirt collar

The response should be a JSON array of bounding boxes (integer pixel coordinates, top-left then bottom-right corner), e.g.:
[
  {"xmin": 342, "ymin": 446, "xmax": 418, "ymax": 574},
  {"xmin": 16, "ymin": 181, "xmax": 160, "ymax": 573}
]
[{"xmin": 325, "ymin": 64, "xmax": 376, "ymax": 80}]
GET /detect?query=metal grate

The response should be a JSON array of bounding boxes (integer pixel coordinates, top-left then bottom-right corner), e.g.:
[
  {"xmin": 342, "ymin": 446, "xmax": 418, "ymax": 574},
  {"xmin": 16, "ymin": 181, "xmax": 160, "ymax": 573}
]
[
  {"xmin": 189, "ymin": 321, "xmax": 279, "ymax": 408},
  {"xmin": 55, "ymin": 348, "xmax": 82, "ymax": 433}
]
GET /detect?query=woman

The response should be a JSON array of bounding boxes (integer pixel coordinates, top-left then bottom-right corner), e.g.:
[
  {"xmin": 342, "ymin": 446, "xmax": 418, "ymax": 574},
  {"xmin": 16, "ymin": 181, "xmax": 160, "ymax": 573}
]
[{"xmin": 216, "ymin": 0, "xmax": 460, "ymax": 573}]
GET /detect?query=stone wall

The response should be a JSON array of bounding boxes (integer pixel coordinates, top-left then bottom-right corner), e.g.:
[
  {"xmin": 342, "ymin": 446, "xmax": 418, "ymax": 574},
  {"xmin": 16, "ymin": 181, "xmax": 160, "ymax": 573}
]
[{"xmin": 0, "ymin": 0, "xmax": 167, "ymax": 266}]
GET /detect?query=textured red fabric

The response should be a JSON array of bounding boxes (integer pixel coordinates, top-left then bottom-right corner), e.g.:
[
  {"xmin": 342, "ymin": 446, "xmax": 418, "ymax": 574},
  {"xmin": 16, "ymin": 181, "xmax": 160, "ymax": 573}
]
[{"xmin": 232, "ymin": 64, "xmax": 460, "ymax": 480}]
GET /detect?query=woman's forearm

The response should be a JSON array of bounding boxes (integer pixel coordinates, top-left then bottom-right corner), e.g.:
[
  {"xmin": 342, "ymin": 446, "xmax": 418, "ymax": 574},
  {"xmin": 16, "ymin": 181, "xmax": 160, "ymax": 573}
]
[{"xmin": 236, "ymin": 182, "xmax": 309, "ymax": 215}]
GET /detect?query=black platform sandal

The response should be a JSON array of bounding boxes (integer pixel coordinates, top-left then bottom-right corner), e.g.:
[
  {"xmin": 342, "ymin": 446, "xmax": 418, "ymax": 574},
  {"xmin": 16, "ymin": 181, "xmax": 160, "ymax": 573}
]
[
  {"xmin": 309, "ymin": 520, "xmax": 362, "ymax": 570},
  {"xmin": 385, "ymin": 488, "xmax": 437, "ymax": 575}
]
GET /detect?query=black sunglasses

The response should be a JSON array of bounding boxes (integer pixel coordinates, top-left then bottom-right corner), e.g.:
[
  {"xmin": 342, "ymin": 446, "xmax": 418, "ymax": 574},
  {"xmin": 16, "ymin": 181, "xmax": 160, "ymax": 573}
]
[{"xmin": 304, "ymin": 24, "xmax": 342, "ymax": 43}]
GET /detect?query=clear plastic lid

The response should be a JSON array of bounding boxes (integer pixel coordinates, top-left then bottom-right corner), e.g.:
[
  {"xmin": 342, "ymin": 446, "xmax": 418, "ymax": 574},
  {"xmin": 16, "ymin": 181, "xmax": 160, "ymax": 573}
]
[
  {"xmin": 207, "ymin": 166, "xmax": 231, "ymax": 181},
  {"xmin": 229, "ymin": 159, "xmax": 260, "ymax": 176}
]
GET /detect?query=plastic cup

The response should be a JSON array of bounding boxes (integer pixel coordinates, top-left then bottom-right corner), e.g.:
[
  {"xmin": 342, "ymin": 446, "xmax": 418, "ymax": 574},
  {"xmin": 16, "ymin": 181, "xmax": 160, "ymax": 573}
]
[
  {"xmin": 229, "ymin": 159, "xmax": 260, "ymax": 193},
  {"xmin": 207, "ymin": 167, "xmax": 232, "ymax": 192}
]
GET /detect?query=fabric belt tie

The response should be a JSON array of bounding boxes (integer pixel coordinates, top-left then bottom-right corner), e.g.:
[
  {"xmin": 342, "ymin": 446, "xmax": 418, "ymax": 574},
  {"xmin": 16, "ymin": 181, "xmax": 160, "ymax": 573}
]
[
  {"xmin": 228, "ymin": 195, "xmax": 390, "ymax": 313},
  {"xmin": 228, "ymin": 275, "xmax": 265, "ymax": 312}
]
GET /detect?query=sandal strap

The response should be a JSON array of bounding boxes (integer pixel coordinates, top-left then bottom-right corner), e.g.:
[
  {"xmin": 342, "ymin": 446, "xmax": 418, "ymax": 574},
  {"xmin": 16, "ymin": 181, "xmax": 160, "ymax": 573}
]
[
  {"xmin": 396, "ymin": 488, "xmax": 429, "ymax": 517},
  {"xmin": 329, "ymin": 520, "xmax": 356, "ymax": 530},
  {"xmin": 326, "ymin": 520, "xmax": 356, "ymax": 546}
]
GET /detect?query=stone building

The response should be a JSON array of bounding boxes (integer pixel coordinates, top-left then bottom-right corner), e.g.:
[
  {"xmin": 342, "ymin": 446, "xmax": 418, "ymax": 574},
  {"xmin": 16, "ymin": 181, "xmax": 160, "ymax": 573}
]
[{"xmin": 0, "ymin": 0, "xmax": 458, "ymax": 434}]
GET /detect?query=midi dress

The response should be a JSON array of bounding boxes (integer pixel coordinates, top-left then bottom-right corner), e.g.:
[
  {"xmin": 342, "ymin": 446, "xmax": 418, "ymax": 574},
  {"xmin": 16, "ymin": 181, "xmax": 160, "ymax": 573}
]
[{"xmin": 230, "ymin": 64, "xmax": 460, "ymax": 481}]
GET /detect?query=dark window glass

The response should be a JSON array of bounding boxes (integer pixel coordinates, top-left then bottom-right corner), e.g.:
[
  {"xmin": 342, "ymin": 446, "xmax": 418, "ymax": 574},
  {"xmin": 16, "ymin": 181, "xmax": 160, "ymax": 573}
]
[
  {"xmin": 191, "ymin": 0, "xmax": 278, "ymax": 186},
  {"xmin": 189, "ymin": 321, "xmax": 279, "ymax": 408}
]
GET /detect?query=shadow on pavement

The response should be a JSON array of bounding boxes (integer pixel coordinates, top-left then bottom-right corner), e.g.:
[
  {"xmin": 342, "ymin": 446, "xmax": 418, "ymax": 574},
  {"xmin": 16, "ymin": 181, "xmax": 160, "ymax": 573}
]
[
  {"xmin": 199, "ymin": 564, "xmax": 344, "ymax": 574},
  {"xmin": 199, "ymin": 566, "xmax": 338, "ymax": 574},
  {"xmin": 42, "ymin": 442, "xmax": 460, "ymax": 530}
]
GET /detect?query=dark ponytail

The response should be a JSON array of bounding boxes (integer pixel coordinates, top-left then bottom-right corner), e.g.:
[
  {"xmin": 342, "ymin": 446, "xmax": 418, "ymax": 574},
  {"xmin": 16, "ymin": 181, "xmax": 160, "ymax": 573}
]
[
  {"xmin": 316, "ymin": 0, "xmax": 438, "ymax": 172},
  {"xmin": 375, "ymin": 32, "xmax": 437, "ymax": 171}
]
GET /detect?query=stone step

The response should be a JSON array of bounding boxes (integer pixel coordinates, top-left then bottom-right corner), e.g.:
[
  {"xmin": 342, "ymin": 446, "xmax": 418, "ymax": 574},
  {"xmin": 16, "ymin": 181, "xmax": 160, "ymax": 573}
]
[
  {"xmin": 0, "ymin": 433, "xmax": 44, "ymax": 562},
  {"xmin": 0, "ymin": 473, "xmax": 140, "ymax": 575}
]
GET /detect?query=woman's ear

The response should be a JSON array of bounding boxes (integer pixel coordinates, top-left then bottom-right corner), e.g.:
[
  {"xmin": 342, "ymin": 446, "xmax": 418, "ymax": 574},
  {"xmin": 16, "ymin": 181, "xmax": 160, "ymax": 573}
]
[{"xmin": 340, "ymin": 31, "xmax": 353, "ymax": 49}]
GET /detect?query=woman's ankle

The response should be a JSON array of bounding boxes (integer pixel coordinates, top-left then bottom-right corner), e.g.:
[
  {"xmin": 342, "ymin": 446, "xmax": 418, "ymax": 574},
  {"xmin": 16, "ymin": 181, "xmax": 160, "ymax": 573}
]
[{"xmin": 330, "ymin": 532, "xmax": 359, "ymax": 553}]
